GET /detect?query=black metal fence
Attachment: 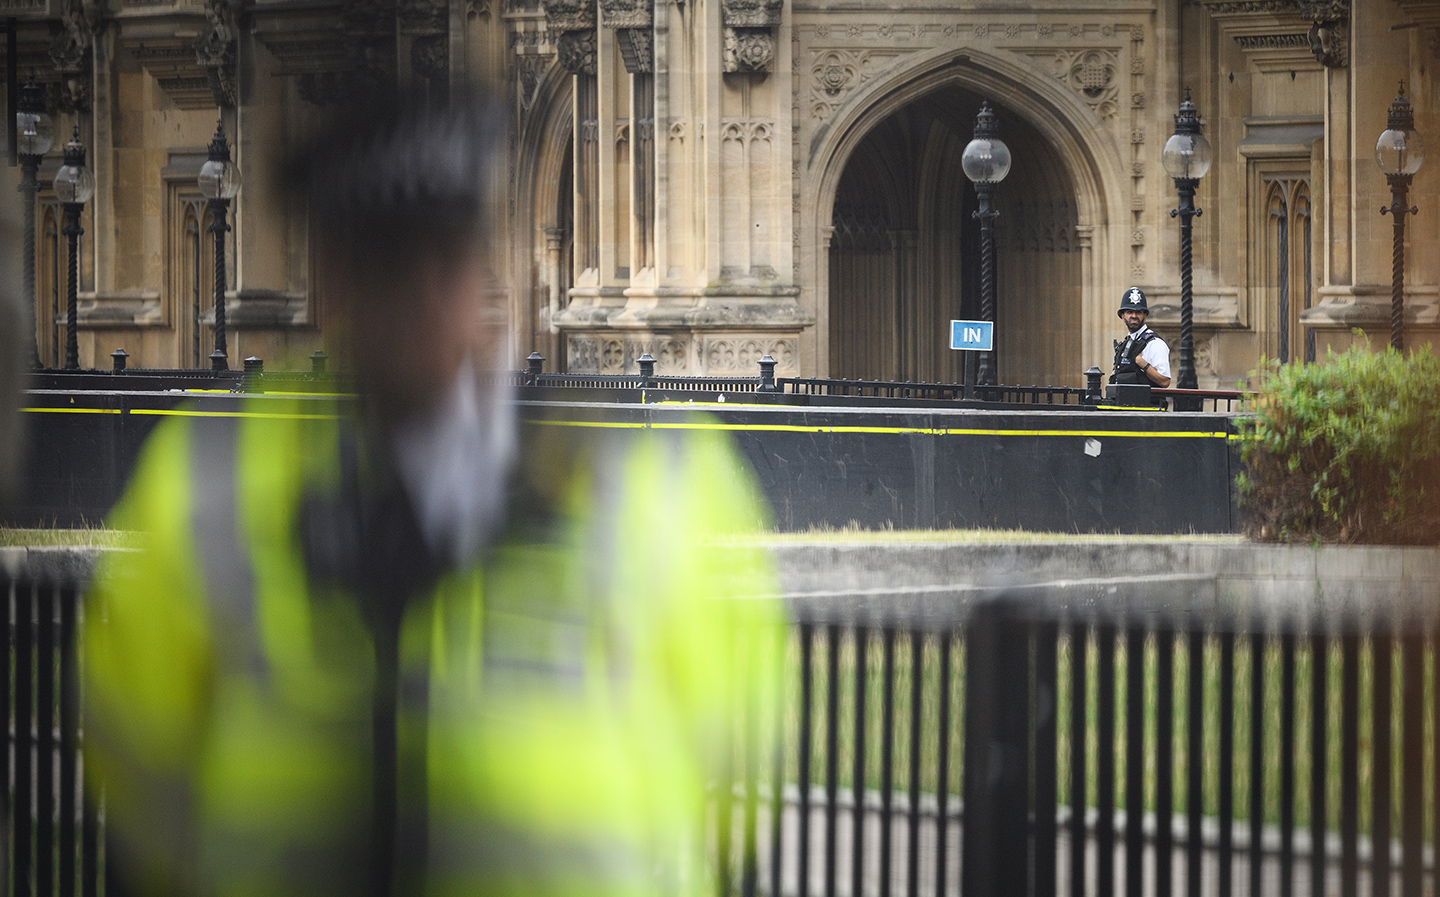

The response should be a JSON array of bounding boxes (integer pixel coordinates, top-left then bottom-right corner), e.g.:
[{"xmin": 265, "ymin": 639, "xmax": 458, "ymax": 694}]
[
  {"xmin": 4, "ymin": 576, "xmax": 104, "ymax": 897},
  {"xmin": 27, "ymin": 351, "xmax": 1251, "ymax": 414},
  {"xmin": 750, "ymin": 588, "xmax": 1440, "ymax": 897},
  {"xmin": 13, "ymin": 562, "xmax": 1425, "ymax": 897}
]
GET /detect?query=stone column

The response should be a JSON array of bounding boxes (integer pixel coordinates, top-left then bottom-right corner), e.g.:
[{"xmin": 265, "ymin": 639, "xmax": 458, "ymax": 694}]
[
  {"xmin": 603, "ymin": 0, "xmax": 655, "ymax": 283},
  {"xmin": 543, "ymin": 226, "xmax": 567, "ymax": 333},
  {"xmin": 545, "ymin": 0, "xmax": 598, "ymax": 277}
]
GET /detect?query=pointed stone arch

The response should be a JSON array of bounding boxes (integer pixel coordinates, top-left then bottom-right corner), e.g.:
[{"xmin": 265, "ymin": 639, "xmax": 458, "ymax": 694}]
[
  {"xmin": 510, "ymin": 61, "xmax": 575, "ymax": 367},
  {"xmin": 800, "ymin": 46, "xmax": 1131, "ymax": 382}
]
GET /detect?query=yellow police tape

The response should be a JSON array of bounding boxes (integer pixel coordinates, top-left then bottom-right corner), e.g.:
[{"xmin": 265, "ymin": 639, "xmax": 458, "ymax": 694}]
[{"xmin": 24, "ymin": 404, "xmax": 1234, "ymax": 440}]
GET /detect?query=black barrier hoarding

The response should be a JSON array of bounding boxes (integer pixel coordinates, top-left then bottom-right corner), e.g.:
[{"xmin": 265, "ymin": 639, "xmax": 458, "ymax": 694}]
[
  {"xmin": 13, "ymin": 391, "xmax": 1240, "ymax": 533},
  {"xmin": 716, "ymin": 406, "xmax": 1236, "ymax": 533}
]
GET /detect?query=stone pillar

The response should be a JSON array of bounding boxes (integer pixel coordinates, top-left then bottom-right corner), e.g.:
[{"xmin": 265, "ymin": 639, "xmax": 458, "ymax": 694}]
[
  {"xmin": 551, "ymin": 0, "xmax": 813, "ymax": 375},
  {"xmin": 545, "ymin": 0, "xmax": 598, "ymax": 277},
  {"xmin": 602, "ymin": 0, "xmax": 654, "ymax": 283},
  {"xmin": 543, "ymin": 226, "xmax": 567, "ymax": 333}
]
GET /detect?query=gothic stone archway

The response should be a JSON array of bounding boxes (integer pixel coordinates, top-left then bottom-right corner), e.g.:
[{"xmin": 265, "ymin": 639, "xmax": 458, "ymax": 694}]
[
  {"xmin": 800, "ymin": 42, "xmax": 1138, "ymax": 386},
  {"xmin": 827, "ymin": 87, "xmax": 1082, "ymax": 386}
]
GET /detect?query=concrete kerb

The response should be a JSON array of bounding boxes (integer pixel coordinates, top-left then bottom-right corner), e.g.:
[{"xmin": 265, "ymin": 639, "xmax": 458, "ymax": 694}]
[
  {"xmin": 3, "ymin": 541, "xmax": 1438, "ymax": 631},
  {"xmin": 770, "ymin": 540, "xmax": 1440, "ymax": 631}
]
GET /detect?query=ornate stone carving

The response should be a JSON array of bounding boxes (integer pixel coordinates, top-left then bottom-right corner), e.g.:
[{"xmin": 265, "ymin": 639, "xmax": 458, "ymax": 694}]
[
  {"xmin": 703, "ymin": 336, "xmax": 795, "ymax": 372},
  {"xmin": 1195, "ymin": 335, "xmax": 1217, "ymax": 377},
  {"xmin": 721, "ymin": 0, "xmax": 779, "ymax": 77},
  {"xmin": 720, "ymin": 118, "xmax": 774, "ymax": 144},
  {"xmin": 1061, "ymin": 49, "xmax": 1118, "ymax": 119},
  {"xmin": 657, "ymin": 338, "xmax": 688, "ymax": 372},
  {"xmin": 598, "ymin": 0, "xmax": 649, "ymax": 29},
  {"xmin": 1201, "ymin": 1, "xmax": 1293, "ymax": 12},
  {"xmin": 568, "ymin": 336, "xmax": 599, "ymax": 372},
  {"xmin": 542, "ymin": 0, "xmax": 595, "ymax": 32},
  {"xmin": 617, "ymin": 28, "xmax": 653, "ymax": 73},
  {"xmin": 50, "ymin": 0, "xmax": 99, "ymax": 111},
  {"xmin": 809, "ymin": 48, "xmax": 912, "ymax": 121},
  {"xmin": 194, "ymin": 0, "xmax": 238, "ymax": 107},
  {"xmin": 1233, "ymin": 33, "xmax": 1310, "ymax": 50},
  {"xmin": 706, "ymin": 340, "xmax": 736, "ymax": 371},
  {"xmin": 601, "ymin": 338, "xmax": 624, "ymax": 372},
  {"xmin": 724, "ymin": 28, "xmax": 774, "ymax": 73},
  {"xmin": 1293, "ymin": 0, "xmax": 1347, "ymax": 20},
  {"xmin": 517, "ymin": 55, "xmax": 548, "ymax": 110},
  {"xmin": 1307, "ymin": 20, "xmax": 1347, "ymax": 67},
  {"xmin": 815, "ymin": 51, "xmax": 856, "ymax": 97},
  {"xmin": 399, "ymin": 0, "xmax": 448, "ymax": 34},
  {"xmin": 556, "ymin": 30, "xmax": 597, "ymax": 73},
  {"xmin": 721, "ymin": 0, "xmax": 781, "ymax": 29}
]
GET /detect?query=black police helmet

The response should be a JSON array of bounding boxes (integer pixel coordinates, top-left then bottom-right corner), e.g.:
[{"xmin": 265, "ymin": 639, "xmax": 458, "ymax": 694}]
[{"xmin": 1117, "ymin": 287, "xmax": 1149, "ymax": 317}]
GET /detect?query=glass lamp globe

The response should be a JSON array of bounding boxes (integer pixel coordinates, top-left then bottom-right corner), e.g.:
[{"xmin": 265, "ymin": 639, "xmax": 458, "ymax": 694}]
[
  {"xmin": 17, "ymin": 110, "xmax": 54, "ymax": 157},
  {"xmin": 53, "ymin": 131, "xmax": 94, "ymax": 205},
  {"xmin": 1161, "ymin": 131, "xmax": 1213, "ymax": 180},
  {"xmin": 198, "ymin": 158, "xmax": 241, "ymax": 200},
  {"xmin": 17, "ymin": 75, "xmax": 53, "ymax": 157},
  {"xmin": 1375, "ymin": 127, "xmax": 1424, "ymax": 176},
  {"xmin": 961, "ymin": 136, "xmax": 1012, "ymax": 185}
]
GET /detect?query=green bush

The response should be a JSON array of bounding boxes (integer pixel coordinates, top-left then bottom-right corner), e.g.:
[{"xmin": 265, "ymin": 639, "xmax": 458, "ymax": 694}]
[{"xmin": 1238, "ymin": 344, "xmax": 1440, "ymax": 544}]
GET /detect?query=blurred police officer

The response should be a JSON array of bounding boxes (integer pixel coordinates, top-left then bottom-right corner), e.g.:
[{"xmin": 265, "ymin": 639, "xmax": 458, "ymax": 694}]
[
  {"xmin": 84, "ymin": 89, "xmax": 778, "ymax": 897},
  {"xmin": 1111, "ymin": 286, "xmax": 1171, "ymax": 387}
]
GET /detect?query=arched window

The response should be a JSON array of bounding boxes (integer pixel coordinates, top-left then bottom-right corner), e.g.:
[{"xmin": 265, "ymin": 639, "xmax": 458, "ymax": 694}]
[
  {"xmin": 1262, "ymin": 176, "xmax": 1313, "ymax": 364},
  {"xmin": 175, "ymin": 199, "xmax": 215, "ymax": 368}
]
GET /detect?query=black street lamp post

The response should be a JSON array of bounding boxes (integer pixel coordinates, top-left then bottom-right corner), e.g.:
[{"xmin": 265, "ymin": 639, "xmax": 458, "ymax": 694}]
[
  {"xmin": 961, "ymin": 101, "xmax": 1011, "ymax": 389},
  {"xmin": 52, "ymin": 127, "xmax": 94, "ymax": 370},
  {"xmin": 1162, "ymin": 89, "xmax": 1212, "ymax": 409},
  {"xmin": 1376, "ymin": 82, "xmax": 1424, "ymax": 352},
  {"xmin": 198, "ymin": 119, "xmax": 241, "ymax": 370},
  {"xmin": 16, "ymin": 72, "xmax": 54, "ymax": 367}
]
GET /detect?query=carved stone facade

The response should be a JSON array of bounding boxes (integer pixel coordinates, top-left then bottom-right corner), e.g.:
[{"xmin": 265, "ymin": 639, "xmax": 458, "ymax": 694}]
[{"xmin": 5, "ymin": 0, "xmax": 1438, "ymax": 382}]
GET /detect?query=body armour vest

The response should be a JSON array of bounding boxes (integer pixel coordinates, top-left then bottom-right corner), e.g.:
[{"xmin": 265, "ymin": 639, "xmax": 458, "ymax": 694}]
[{"xmin": 1111, "ymin": 329, "xmax": 1160, "ymax": 385}]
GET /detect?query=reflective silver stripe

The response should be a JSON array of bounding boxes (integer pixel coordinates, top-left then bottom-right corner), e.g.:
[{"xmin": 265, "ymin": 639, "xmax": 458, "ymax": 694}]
[{"xmin": 189, "ymin": 414, "xmax": 267, "ymax": 681}]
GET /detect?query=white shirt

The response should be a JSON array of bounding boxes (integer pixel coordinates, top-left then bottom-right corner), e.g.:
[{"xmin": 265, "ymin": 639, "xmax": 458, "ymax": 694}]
[
  {"xmin": 391, "ymin": 355, "xmax": 517, "ymax": 568},
  {"xmin": 1126, "ymin": 327, "xmax": 1171, "ymax": 377}
]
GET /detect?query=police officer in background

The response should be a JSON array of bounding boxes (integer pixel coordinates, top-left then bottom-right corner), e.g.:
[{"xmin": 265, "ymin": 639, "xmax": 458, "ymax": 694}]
[{"xmin": 1111, "ymin": 286, "xmax": 1172, "ymax": 387}]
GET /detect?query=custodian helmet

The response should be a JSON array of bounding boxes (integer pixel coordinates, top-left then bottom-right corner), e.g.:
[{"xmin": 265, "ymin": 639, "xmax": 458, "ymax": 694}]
[{"xmin": 1117, "ymin": 286, "xmax": 1149, "ymax": 317}]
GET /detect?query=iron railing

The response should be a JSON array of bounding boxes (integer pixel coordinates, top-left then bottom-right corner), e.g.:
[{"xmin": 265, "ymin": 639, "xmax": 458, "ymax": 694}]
[
  {"xmin": 14, "ymin": 556, "xmax": 1425, "ymax": 897},
  {"xmin": 28, "ymin": 352, "xmax": 1253, "ymax": 413},
  {"xmin": 746, "ymin": 581, "xmax": 1440, "ymax": 897},
  {"xmin": 3, "ymin": 575, "xmax": 103, "ymax": 897}
]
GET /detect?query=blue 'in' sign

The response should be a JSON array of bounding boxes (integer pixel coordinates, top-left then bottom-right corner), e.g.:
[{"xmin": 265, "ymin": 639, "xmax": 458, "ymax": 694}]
[{"xmin": 949, "ymin": 320, "xmax": 993, "ymax": 351}]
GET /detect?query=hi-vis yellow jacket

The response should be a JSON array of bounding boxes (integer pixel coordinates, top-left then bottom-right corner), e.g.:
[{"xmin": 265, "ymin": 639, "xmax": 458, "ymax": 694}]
[{"xmin": 84, "ymin": 397, "xmax": 780, "ymax": 897}]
